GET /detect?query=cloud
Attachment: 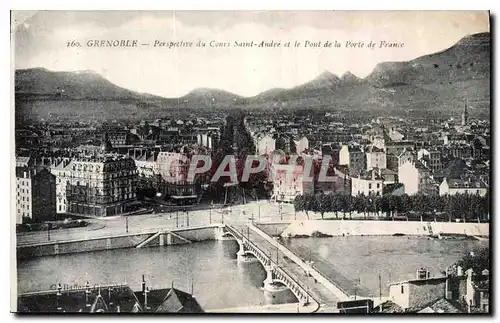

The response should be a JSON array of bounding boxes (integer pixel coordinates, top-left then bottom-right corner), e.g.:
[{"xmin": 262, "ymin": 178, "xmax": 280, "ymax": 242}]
[{"xmin": 14, "ymin": 11, "xmax": 489, "ymax": 98}]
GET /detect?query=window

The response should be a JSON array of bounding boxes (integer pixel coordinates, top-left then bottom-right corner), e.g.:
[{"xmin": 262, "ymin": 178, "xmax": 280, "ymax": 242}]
[
  {"xmin": 377, "ymin": 183, "xmax": 380, "ymax": 189},
  {"xmin": 369, "ymin": 183, "xmax": 372, "ymax": 189},
  {"xmin": 401, "ymin": 285, "xmax": 404, "ymax": 294}
]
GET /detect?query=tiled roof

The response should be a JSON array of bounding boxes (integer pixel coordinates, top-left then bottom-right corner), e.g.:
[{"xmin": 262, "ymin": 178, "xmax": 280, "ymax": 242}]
[
  {"xmin": 134, "ymin": 288, "xmax": 203, "ymax": 313},
  {"xmin": 18, "ymin": 285, "xmax": 140, "ymax": 313},
  {"xmin": 447, "ymin": 178, "xmax": 488, "ymax": 189},
  {"xmin": 416, "ymin": 298, "xmax": 463, "ymax": 313}
]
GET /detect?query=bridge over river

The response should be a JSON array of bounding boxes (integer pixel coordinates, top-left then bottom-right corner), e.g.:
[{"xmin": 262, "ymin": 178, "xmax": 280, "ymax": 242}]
[{"xmin": 221, "ymin": 223, "xmax": 353, "ymax": 313}]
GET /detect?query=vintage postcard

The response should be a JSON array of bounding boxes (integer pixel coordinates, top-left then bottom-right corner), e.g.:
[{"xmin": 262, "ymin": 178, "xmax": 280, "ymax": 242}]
[{"xmin": 12, "ymin": 10, "xmax": 490, "ymax": 314}]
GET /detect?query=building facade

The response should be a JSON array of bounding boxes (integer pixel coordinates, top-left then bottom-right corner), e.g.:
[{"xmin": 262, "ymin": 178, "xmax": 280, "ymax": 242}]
[
  {"xmin": 417, "ymin": 148, "xmax": 442, "ymax": 173},
  {"xmin": 350, "ymin": 170, "xmax": 384, "ymax": 196},
  {"xmin": 293, "ymin": 136, "xmax": 309, "ymax": 154},
  {"xmin": 15, "ymin": 167, "xmax": 56, "ymax": 224},
  {"xmin": 439, "ymin": 178, "xmax": 488, "ymax": 197},
  {"xmin": 51, "ymin": 159, "xmax": 72, "ymax": 214},
  {"xmin": 366, "ymin": 146, "xmax": 387, "ymax": 170},
  {"xmin": 339, "ymin": 145, "xmax": 365, "ymax": 176},
  {"xmin": 65, "ymin": 155, "xmax": 138, "ymax": 217},
  {"xmin": 256, "ymin": 135, "xmax": 276, "ymax": 156},
  {"xmin": 398, "ymin": 160, "xmax": 436, "ymax": 195},
  {"xmin": 388, "ymin": 268, "xmax": 446, "ymax": 311},
  {"xmin": 270, "ymin": 163, "xmax": 314, "ymax": 202}
]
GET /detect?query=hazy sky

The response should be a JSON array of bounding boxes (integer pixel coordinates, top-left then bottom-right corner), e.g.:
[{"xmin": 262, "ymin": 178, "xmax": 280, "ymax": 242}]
[{"xmin": 13, "ymin": 11, "xmax": 489, "ymax": 98}]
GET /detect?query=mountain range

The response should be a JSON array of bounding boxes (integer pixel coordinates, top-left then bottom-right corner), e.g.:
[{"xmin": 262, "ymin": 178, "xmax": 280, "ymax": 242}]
[{"xmin": 15, "ymin": 32, "xmax": 490, "ymax": 121}]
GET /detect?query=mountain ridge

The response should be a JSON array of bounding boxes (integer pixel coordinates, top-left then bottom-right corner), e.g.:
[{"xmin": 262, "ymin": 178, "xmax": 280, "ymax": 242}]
[{"xmin": 15, "ymin": 32, "xmax": 490, "ymax": 119}]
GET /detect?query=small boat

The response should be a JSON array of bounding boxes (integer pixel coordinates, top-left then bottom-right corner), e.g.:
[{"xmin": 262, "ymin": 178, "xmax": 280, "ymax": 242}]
[{"xmin": 437, "ymin": 233, "xmax": 468, "ymax": 240}]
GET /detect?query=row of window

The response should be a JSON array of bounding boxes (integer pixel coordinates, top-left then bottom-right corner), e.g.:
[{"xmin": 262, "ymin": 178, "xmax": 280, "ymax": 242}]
[{"xmin": 17, "ymin": 203, "xmax": 30, "ymax": 210}]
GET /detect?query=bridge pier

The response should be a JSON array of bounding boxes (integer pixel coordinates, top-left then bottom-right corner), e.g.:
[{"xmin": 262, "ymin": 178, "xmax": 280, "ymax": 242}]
[
  {"xmin": 236, "ymin": 241, "xmax": 246, "ymax": 261},
  {"xmin": 263, "ymin": 266, "xmax": 276, "ymax": 291}
]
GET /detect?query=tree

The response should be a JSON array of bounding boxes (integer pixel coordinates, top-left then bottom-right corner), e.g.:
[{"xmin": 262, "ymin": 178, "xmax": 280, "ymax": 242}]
[
  {"xmin": 294, "ymin": 194, "xmax": 311, "ymax": 220},
  {"xmin": 312, "ymin": 193, "xmax": 330, "ymax": 220},
  {"xmin": 336, "ymin": 194, "xmax": 348, "ymax": 220},
  {"xmin": 344, "ymin": 194, "xmax": 354, "ymax": 220},
  {"xmin": 355, "ymin": 194, "xmax": 368, "ymax": 219},
  {"xmin": 400, "ymin": 194, "xmax": 412, "ymax": 220},
  {"xmin": 455, "ymin": 247, "xmax": 489, "ymax": 276}
]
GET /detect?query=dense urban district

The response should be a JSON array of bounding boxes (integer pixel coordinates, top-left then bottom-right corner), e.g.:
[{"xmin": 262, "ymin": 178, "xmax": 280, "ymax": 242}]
[{"xmin": 14, "ymin": 32, "xmax": 490, "ymax": 314}]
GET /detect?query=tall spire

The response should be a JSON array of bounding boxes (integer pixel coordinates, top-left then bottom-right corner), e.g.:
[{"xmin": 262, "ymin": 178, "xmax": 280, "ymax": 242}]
[{"xmin": 461, "ymin": 99, "xmax": 469, "ymax": 126}]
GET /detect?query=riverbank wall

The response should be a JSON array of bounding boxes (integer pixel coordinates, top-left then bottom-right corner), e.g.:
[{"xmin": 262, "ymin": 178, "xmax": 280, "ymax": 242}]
[
  {"xmin": 17, "ymin": 225, "xmax": 220, "ymax": 260},
  {"xmin": 280, "ymin": 220, "xmax": 489, "ymax": 237}
]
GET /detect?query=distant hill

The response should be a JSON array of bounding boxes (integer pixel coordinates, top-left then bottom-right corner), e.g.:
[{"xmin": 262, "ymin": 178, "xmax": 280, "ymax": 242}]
[
  {"xmin": 248, "ymin": 32, "xmax": 489, "ymax": 115},
  {"xmin": 15, "ymin": 68, "xmax": 160, "ymax": 100},
  {"xmin": 180, "ymin": 88, "xmax": 243, "ymax": 106},
  {"xmin": 15, "ymin": 32, "xmax": 490, "ymax": 121}
]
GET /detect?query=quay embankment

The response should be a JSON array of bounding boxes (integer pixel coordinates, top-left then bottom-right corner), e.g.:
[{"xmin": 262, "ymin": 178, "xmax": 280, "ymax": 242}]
[
  {"xmin": 17, "ymin": 225, "xmax": 220, "ymax": 260},
  {"xmin": 279, "ymin": 220, "xmax": 489, "ymax": 238}
]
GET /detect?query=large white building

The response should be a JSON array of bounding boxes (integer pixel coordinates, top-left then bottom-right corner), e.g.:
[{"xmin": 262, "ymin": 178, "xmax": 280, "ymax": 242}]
[
  {"xmin": 439, "ymin": 178, "xmax": 488, "ymax": 197},
  {"xmin": 366, "ymin": 146, "xmax": 387, "ymax": 170},
  {"xmin": 350, "ymin": 169, "xmax": 384, "ymax": 196},
  {"xmin": 62, "ymin": 155, "xmax": 138, "ymax": 217},
  {"xmin": 398, "ymin": 160, "xmax": 436, "ymax": 195},
  {"xmin": 51, "ymin": 158, "xmax": 72, "ymax": 214}
]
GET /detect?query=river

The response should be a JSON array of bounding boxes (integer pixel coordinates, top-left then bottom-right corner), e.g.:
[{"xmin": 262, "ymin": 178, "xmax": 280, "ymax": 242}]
[
  {"xmin": 17, "ymin": 239, "xmax": 297, "ymax": 310},
  {"xmin": 17, "ymin": 235, "xmax": 487, "ymax": 310},
  {"xmin": 281, "ymin": 235, "xmax": 488, "ymax": 297}
]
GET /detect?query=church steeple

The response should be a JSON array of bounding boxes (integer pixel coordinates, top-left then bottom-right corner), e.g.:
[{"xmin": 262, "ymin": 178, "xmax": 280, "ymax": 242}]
[{"xmin": 461, "ymin": 99, "xmax": 469, "ymax": 126}]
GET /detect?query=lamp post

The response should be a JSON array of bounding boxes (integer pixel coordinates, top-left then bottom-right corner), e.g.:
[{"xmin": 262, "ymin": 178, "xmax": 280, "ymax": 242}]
[
  {"xmin": 176, "ymin": 210, "xmax": 179, "ymax": 228},
  {"xmin": 125, "ymin": 215, "xmax": 129, "ymax": 233},
  {"xmin": 209, "ymin": 202, "xmax": 213, "ymax": 225},
  {"xmin": 279, "ymin": 202, "xmax": 283, "ymax": 221},
  {"xmin": 47, "ymin": 222, "xmax": 51, "ymax": 241},
  {"xmin": 186, "ymin": 209, "xmax": 189, "ymax": 227}
]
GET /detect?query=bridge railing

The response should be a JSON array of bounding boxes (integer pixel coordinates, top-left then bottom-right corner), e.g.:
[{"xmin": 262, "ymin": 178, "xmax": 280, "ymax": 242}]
[{"xmin": 225, "ymin": 225, "xmax": 312, "ymax": 303}]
